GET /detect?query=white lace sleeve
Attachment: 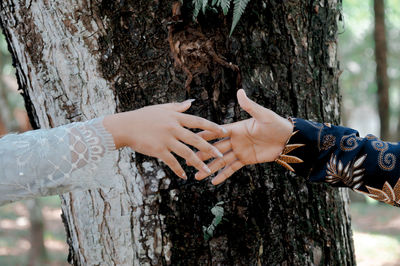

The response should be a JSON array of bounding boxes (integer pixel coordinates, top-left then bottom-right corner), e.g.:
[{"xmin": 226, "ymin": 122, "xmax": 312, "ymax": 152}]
[{"xmin": 0, "ymin": 117, "xmax": 116, "ymax": 206}]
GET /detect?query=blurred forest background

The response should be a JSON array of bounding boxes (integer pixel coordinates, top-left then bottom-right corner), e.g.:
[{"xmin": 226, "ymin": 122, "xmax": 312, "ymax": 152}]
[{"xmin": 0, "ymin": 0, "xmax": 399, "ymax": 265}]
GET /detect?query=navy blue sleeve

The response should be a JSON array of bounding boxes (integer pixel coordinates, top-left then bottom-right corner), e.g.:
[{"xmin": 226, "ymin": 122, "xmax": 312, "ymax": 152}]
[{"xmin": 276, "ymin": 117, "xmax": 400, "ymax": 207}]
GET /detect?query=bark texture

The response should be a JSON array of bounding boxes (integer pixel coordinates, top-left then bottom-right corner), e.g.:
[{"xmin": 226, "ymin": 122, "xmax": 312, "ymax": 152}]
[
  {"xmin": 0, "ymin": 0, "xmax": 355, "ymax": 265},
  {"xmin": 374, "ymin": 0, "xmax": 390, "ymax": 140}
]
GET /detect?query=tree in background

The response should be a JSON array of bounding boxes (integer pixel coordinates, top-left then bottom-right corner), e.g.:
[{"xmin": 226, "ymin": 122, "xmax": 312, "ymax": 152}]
[
  {"xmin": 374, "ymin": 0, "xmax": 390, "ymax": 140},
  {"xmin": 0, "ymin": 34, "xmax": 47, "ymax": 266},
  {"xmin": 0, "ymin": 0, "xmax": 355, "ymax": 264},
  {"xmin": 338, "ymin": 0, "xmax": 400, "ymax": 140}
]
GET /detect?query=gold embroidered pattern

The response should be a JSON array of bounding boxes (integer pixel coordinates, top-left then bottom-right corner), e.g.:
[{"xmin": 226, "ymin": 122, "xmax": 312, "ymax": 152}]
[
  {"xmin": 321, "ymin": 135, "xmax": 336, "ymax": 151},
  {"xmin": 340, "ymin": 134, "xmax": 361, "ymax": 151},
  {"xmin": 356, "ymin": 179, "xmax": 400, "ymax": 206},
  {"xmin": 365, "ymin": 134, "xmax": 378, "ymax": 140},
  {"xmin": 326, "ymin": 153, "xmax": 366, "ymax": 189},
  {"xmin": 371, "ymin": 140, "xmax": 396, "ymax": 171},
  {"xmin": 275, "ymin": 130, "xmax": 305, "ymax": 172}
]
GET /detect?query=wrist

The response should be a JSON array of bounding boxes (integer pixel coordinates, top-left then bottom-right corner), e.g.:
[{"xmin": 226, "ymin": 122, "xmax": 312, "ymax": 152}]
[
  {"xmin": 282, "ymin": 117, "xmax": 295, "ymax": 144},
  {"xmin": 274, "ymin": 117, "xmax": 304, "ymax": 172},
  {"xmin": 103, "ymin": 113, "xmax": 127, "ymax": 149}
]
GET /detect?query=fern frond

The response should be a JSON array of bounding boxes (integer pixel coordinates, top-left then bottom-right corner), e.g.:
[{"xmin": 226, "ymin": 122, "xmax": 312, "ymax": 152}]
[
  {"xmin": 202, "ymin": 0, "xmax": 209, "ymax": 14},
  {"xmin": 192, "ymin": 0, "xmax": 202, "ymax": 19},
  {"xmin": 230, "ymin": 0, "xmax": 249, "ymax": 35},
  {"xmin": 220, "ymin": 0, "xmax": 231, "ymax": 15}
]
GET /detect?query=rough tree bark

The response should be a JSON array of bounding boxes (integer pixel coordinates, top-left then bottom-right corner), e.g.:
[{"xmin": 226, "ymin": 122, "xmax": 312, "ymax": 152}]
[
  {"xmin": 0, "ymin": 0, "xmax": 355, "ymax": 265},
  {"xmin": 374, "ymin": 0, "xmax": 390, "ymax": 140}
]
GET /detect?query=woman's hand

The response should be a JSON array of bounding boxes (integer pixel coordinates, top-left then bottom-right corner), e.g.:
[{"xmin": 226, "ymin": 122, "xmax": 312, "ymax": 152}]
[
  {"xmin": 103, "ymin": 100, "xmax": 226, "ymax": 179},
  {"xmin": 195, "ymin": 89, "xmax": 293, "ymax": 185}
]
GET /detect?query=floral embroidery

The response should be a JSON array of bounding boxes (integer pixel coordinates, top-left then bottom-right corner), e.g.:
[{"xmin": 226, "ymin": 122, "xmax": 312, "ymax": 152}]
[
  {"xmin": 275, "ymin": 130, "xmax": 305, "ymax": 172},
  {"xmin": 321, "ymin": 135, "xmax": 336, "ymax": 151},
  {"xmin": 371, "ymin": 140, "xmax": 396, "ymax": 171},
  {"xmin": 340, "ymin": 134, "xmax": 361, "ymax": 151},
  {"xmin": 290, "ymin": 117, "xmax": 400, "ymax": 208},
  {"xmin": 325, "ymin": 153, "xmax": 366, "ymax": 189},
  {"xmin": 356, "ymin": 180, "xmax": 400, "ymax": 206}
]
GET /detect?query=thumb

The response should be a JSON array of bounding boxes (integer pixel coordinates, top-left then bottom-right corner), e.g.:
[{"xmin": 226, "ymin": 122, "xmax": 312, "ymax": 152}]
[
  {"xmin": 237, "ymin": 89, "xmax": 268, "ymax": 120},
  {"xmin": 160, "ymin": 99, "xmax": 195, "ymax": 112}
]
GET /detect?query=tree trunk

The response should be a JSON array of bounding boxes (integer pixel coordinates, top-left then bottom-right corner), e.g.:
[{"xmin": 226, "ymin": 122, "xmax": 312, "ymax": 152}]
[
  {"xmin": 374, "ymin": 0, "xmax": 390, "ymax": 140},
  {"xmin": 0, "ymin": 48, "xmax": 15, "ymax": 132},
  {"xmin": 0, "ymin": 0, "xmax": 355, "ymax": 265},
  {"xmin": 26, "ymin": 199, "xmax": 47, "ymax": 266},
  {"xmin": 0, "ymin": 116, "xmax": 6, "ymax": 135}
]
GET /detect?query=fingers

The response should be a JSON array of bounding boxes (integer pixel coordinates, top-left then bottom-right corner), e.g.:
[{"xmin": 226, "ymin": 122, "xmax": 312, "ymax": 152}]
[
  {"xmin": 237, "ymin": 89, "xmax": 268, "ymax": 121},
  {"xmin": 197, "ymin": 122, "xmax": 235, "ymax": 141},
  {"xmin": 170, "ymin": 140, "xmax": 212, "ymax": 175},
  {"xmin": 160, "ymin": 152, "xmax": 187, "ymax": 180},
  {"xmin": 159, "ymin": 99, "xmax": 195, "ymax": 112},
  {"xmin": 179, "ymin": 114, "xmax": 228, "ymax": 136},
  {"xmin": 197, "ymin": 129, "xmax": 227, "ymax": 142},
  {"xmin": 176, "ymin": 128, "xmax": 224, "ymax": 159},
  {"xmin": 196, "ymin": 139, "xmax": 232, "ymax": 162},
  {"xmin": 212, "ymin": 160, "xmax": 244, "ymax": 185},
  {"xmin": 195, "ymin": 151, "xmax": 237, "ymax": 180}
]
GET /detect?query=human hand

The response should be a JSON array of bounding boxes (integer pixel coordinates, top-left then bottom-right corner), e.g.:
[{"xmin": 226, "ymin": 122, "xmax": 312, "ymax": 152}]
[
  {"xmin": 103, "ymin": 100, "xmax": 227, "ymax": 179},
  {"xmin": 194, "ymin": 89, "xmax": 293, "ymax": 185}
]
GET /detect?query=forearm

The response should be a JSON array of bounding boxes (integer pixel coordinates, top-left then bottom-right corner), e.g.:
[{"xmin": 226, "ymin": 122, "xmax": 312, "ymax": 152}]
[
  {"xmin": 0, "ymin": 117, "xmax": 116, "ymax": 205},
  {"xmin": 281, "ymin": 118, "xmax": 400, "ymax": 206}
]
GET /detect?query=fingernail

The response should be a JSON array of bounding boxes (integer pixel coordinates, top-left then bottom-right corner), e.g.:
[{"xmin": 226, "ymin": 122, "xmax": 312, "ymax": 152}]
[
  {"xmin": 221, "ymin": 127, "xmax": 228, "ymax": 134},
  {"xmin": 214, "ymin": 148, "xmax": 223, "ymax": 158},
  {"xmin": 203, "ymin": 165, "xmax": 211, "ymax": 174},
  {"xmin": 185, "ymin": 99, "xmax": 196, "ymax": 103},
  {"xmin": 182, "ymin": 172, "xmax": 187, "ymax": 180},
  {"xmin": 195, "ymin": 172, "xmax": 201, "ymax": 180}
]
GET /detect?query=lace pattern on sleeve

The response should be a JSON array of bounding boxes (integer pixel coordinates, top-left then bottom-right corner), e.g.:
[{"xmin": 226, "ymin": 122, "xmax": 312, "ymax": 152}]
[{"xmin": 0, "ymin": 117, "xmax": 116, "ymax": 206}]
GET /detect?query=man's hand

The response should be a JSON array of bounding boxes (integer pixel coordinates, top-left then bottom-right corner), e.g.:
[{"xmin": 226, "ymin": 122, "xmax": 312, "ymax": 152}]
[{"xmin": 195, "ymin": 89, "xmax": 293, "ymax": 185}]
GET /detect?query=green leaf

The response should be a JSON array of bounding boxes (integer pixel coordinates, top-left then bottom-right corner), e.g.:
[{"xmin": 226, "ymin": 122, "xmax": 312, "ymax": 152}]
[
  {"xmin": 211, "ymin": 205, "xmax": 224, "ymax": 217},
  {"xmin": 202, "ymin": 0, "xmax": 208, "ymax": 14},
  {"xmin": 211, "ymin": 0, "xmax": 218, "ymax": 6},
  {"xmin": 192, "ymin": 0, "xmax": 202, "ymax": 19},
  {"xmin": 230, "ymin": 0, "xmax": 250, "ymax": 35},
  {"xmin": 220, "ymin": 0, "xmax": 231, "ymax": 16}
]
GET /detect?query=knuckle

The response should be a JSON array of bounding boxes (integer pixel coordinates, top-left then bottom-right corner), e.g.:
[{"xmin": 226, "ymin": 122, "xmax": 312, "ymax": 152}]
[
  {"xmin": 217, "ymin": 158, "xmax": 226, "ymax": 168},
  {"xmin": 183, "ymin": 149, "xmax": 192, "ymax": 158},
  {"xmin": 161, "ymin": 154, "xmax": 172, "ymax": 164},
  {"xmin": 188, "ymin": 153, "xmax": 198, "ymax": 163},
  {"xmin": 220, "ymin": 157, "xmax": 228, "ymax": 167},
  {"xmin": 165, "ymin": 122, "xmax": 177, "ymax": 131},
  {"xmin": 162, "ymin": 157, "xmax": 171, "ymax": 165},
  {"xmin": 206, "ymin": 145, "xmax": 215, "ymax": 153},
  {"xmin": 195, "ymin": 117, "xmax": 206, "ymax": 126},
  {"xmin": 189, "ymin": 135, "xmax": 200, "ymax": 145},
  {"xmin": 155, "ymin": 146, "xmax": 165, "ymax": 154},
  {"xmin": 190, "ymin": 159, "xmax": 202, "ymax": 168}
]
